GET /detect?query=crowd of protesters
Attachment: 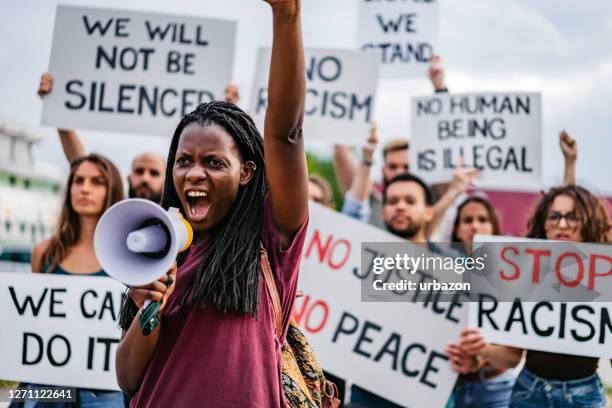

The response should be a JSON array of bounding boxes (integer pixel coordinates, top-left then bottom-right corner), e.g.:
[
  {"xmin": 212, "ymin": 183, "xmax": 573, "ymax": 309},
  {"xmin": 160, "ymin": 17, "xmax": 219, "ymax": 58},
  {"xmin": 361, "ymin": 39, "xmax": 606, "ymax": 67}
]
[{"xmin": 7, "ymin": 0, "xmax": 610, "ymax": 407}]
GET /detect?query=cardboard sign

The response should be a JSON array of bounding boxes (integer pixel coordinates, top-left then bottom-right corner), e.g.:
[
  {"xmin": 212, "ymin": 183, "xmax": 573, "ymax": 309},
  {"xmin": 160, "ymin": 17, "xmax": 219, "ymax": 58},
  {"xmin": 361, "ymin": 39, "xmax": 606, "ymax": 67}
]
[
  {"xmin": 42, "ymin": 5, "xmax": 236, "ymax": 137},
  {"xmin": 410, "ymin": 93, "xmax": 542, "ymax": 184},
  {"xmin": 357, "ymin": 0, "xmax": 439, "ymax": 78},
  {"xmin": 250, "ymin": 48, "xmax": 379, "ymax": 145},
  {"xmin": 0, "ymin": 273, "xmax": 125, "ymax": 390},
  {"xmin": 469, "ymin": 235, "xmax": 612, "ymax": 358},
  {"xmin": 295, "ymin": 203, "xmax": 464, "ymax": 408}
]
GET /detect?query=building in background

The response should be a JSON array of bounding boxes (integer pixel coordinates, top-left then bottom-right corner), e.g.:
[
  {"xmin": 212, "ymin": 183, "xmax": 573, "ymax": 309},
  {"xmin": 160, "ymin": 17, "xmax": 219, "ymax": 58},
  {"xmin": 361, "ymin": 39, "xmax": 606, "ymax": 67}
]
[{"xmin": 0, "ymin": 119, "xmax": 62, "ymax": 271}]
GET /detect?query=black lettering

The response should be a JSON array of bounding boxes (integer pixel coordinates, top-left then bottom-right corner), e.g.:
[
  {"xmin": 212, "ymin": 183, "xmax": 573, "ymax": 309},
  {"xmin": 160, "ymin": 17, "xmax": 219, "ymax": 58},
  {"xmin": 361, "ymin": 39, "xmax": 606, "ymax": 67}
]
[
  {"xmin": 504, "ymin": 301, "xmax": 527, "ymax": 334},
  {"xmin": 49, "ymin": 289, "xmax": 66, "ymax": 318},
  {"xmin": 332, "ymin": 311, "xmax": 359, "ymax": 342},
  {"xmin": 145, "ymin": 21, "xmax": 172, "ymax": 41},
  {"xmin": 97, "ymin": 337, "xmax": 120, "ymax": 371},
  {"xmin": 571, "ymin": 305, "xmax": 595, "ymax": 342},
  {"xmin": 115, "ymin": 18, "xmax": 130, "ymax": 37},
  {"xmin": 118, "ymin": 84, "xmax": 136, "ymax": 114},
  {"xmin": 420, "ymin": 351, "xmax": 447, "ymax": 388},
  {"xmin": 99, "ymin": 292, "xmax": 117, "ymax": 321},
  {"xmin": 353, "ymin": 320, "xmax": 381, "ymax": 359},
  {"xmin": 531, "ymin": 302, "xmax": 554, "ymax": 336},
  {"xmin": 82, "ymin": 16, "xmax": 113, "ymax": 36},
  {"xmin": 600, "ymin": 307, "xmax": 612, "ymax": 344},
  {"xmin": 373, "ymin": 333, "xmax": 401, "ymax": 371},
  {"xmin": 160, "ymin": 88, "xmax": 178, "ymax": 116},
  {"xmin": 98, "ymin": 82, "xmax": 114, "ymax": 113},
  {"xmin": 477, "ymin": 294, "xmax": 499, "ymax": 329},
  {"xmin": 22, "ymin": 332, "xmax": 43, "ymax": 365},
  {"xmin": 65, "ymin": 81, "xmax": 86, "ymax": 110},
  {"xmin": 350, "ymin": 94, "xmax": 372, "ymax": 122},
  {"xmin": 417, "ymin": 149, "xmax": 436, "ymax": 171},
  {"xmin": 9, "ymin": 287, "xmax": 48, "ymax": 316},
  {"xmin": 47, "ymin": 335, "xmax": 71, "ymax": 367},
  {"xmin": 87, "ymin": 337, "xmax": 95, "ymax": 369},
  {"xmin": 81, "ymin": 290, "xmax": 97, "ymax": 319},
  {"xmin": 401, "ymin": 343, "xmax": 425, "ymax": 377}
]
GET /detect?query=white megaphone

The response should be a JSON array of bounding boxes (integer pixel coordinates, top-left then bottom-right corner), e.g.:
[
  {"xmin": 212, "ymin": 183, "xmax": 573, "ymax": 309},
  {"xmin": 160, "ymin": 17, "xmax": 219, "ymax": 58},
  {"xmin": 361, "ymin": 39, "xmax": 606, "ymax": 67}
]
[{"xmin": 94, "ymin": 199, "xmax": 193, "ymax": 286}]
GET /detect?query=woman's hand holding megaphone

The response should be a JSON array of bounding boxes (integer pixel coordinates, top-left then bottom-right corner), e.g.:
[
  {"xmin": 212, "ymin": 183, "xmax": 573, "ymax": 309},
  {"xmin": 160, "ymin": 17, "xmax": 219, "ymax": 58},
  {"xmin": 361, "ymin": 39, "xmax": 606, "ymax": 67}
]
[{"xmin": 129, "ymin": 262, "xmax": 177, "ymax": 316}]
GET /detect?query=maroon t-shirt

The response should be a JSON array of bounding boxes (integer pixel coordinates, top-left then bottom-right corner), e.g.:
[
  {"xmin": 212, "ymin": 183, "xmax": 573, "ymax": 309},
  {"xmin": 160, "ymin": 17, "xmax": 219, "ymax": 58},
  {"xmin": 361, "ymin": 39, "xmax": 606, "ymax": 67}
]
[{"xmin": 131, "ymin": 198, "xmax": 309, "ymax": 408}]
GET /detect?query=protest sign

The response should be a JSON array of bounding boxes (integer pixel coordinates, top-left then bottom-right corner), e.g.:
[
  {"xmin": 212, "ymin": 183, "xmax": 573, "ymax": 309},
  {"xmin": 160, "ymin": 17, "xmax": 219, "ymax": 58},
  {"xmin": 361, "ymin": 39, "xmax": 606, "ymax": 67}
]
[
  {"xmin": 357, "ymin": 0, "xmax": 439, "ymax": 78},
  {"xmin": 41, "ymin": 5, "xmax": 235, "ymax": 137},
  {"xmin": 0, "ymin": 272, "xmax": 125, "ymax": 390},
  {"xmin": 295, "ymin": 203, "xmax": 465, "ymax": 408},
  {"xmin": 468, "ymin": 235, "xmax": 612, "ymax": 358},
  {"xmin": 250, "ymin": 48, "xmax": 379, "ymax": 145},
  {"xmin": 410, "ymin": 93, "xmax": 542, "ymax": 184}
]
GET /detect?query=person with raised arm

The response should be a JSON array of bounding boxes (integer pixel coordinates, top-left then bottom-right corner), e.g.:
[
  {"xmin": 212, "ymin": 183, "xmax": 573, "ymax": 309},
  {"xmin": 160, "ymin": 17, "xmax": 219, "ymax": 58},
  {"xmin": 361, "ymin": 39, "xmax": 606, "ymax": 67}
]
[{"xmin": 114, "ymin": 1, "xmax": 309, "ymax": 406}]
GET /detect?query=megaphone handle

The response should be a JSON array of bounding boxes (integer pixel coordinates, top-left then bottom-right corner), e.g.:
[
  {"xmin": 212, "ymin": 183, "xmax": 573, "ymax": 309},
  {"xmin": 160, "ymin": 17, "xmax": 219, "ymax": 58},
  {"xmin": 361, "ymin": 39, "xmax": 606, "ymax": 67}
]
[
  {"xmin": 139, "ymin": 275, "xmax": 174, "ymax": 336},
  {"xmin": 140, "ymin": 301, "xmax": 161, "ymax": 336}
]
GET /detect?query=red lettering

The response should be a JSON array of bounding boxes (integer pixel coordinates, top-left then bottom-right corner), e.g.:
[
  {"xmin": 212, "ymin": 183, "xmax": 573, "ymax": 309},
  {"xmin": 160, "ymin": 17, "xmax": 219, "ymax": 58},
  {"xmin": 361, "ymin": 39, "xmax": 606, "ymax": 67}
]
[
  {"xmin": 305, "ymin": 230, "xmax": 351, "ymax": 270},
  {"xmin": 588, "ymin": 253, "xmax": 612, "ymax": 290},
  {"xmin": 500, "ymin": 246, "xmax": 520, "ymax": 280},
  {"xmin": 328, "ymin": 239, "xmax": 351, "ymax": 270},
  {"xmin": 304, "ymin": 300, "xmax": 329, "ymax": 333},
  {"xmin": 305, "ymin": 230, "xmax": 332, "ymax": 263},
  {"xmin": 292, "ymin": 295, "xmax": 311, "ymax": 326},
  {"xmin": 555, "ymin": 252, "xmax": 584, "ymax": 288},
  {"xmin": 292, "ymin": 294, "xmax": 329, "ymax": 334},
  {"xmin": 526, "ymin": 248, "xmax": 551, "ymax": 283}
]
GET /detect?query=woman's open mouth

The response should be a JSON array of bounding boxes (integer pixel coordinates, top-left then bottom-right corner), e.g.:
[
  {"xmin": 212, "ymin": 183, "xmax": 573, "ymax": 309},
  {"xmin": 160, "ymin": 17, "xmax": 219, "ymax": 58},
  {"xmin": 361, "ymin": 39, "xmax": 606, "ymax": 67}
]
[{"xmin": 185, "ymin": 190, "xmax": 210, "ymax": 222}]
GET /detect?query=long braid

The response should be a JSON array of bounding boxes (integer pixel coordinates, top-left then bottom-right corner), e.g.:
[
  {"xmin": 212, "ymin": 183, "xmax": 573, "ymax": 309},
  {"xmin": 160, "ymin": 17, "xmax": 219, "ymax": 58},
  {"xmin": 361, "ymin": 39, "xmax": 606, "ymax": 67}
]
[
  {"xmin": 168, "ymin": 102, "xmax": 267, "ymax": 312},
  {"xmin": 119, "ymin": 101, "xmax": 268, "ymax": 330}
]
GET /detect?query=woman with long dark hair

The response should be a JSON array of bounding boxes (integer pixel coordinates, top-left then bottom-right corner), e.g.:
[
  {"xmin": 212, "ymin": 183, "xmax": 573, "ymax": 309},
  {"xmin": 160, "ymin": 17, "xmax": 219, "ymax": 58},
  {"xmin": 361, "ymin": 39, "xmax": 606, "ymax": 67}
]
[
  {"xmin": 115, "ymin": 1, "xmax": 308, "ymax": 406},
  {"xmin": 446, "ymin": 195, "xmax": 516, "ymax": 408},
  {"xmin": 26, "ymin": 153, "xmax": 125, "ymax": 407},
  {"xmin": 450, "ymin": 185, "xmax": 611, "ymax": 408}
]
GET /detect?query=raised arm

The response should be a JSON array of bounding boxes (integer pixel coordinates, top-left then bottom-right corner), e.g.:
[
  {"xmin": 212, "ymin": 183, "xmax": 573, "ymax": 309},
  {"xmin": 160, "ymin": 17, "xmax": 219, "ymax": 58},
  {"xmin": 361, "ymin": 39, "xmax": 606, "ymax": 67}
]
[
  {"xmin": 333, "ymin": 145, "xmax": 358, "ymax": 194},
  {"xmin": 38, "ymin": 73, "xmax": 86, "ymax": 162},
  {"xmin": 429, "ymin": 55, "xmax": 448, "ymax": 93},
  {"xmin": 559, "ymin": 130, "xmax": 577, "ymax": 185},
  {"xmin": 427, "ymin": 163, "xmax": 479, "ymax": 237},
  {"xmin": 348, "ymin": 123, "xmax": 378, "ymax": 202},
  {"xmin": 263, "ymin": 0, "xmax": 307, "ymax": 242}
]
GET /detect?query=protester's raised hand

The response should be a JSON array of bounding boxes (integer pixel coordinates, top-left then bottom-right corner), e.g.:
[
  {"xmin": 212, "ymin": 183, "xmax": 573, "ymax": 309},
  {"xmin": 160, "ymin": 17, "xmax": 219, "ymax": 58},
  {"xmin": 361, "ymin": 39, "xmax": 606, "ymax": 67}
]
[
  {"xmin": 459, "ymin": 328, "xmax": 487, "ymax": 356},
  {"xmin": 37, "ymin": 73, "xmax": 54, "ymax": 98},
  {"xmin": 362, "ymin": 122, "xmax": 379, "ymax": 162},
  {"xmin": 559, "ymin": 130, "xmax": 577, "ymax": 161},
  {"xmin": 449, "ymin": 158, "xmax": 479, "ymax": 194},
  {"xmin": 263, "ymin": 0, "xmax": 300, "ymax": 15},
  {"xmin": 428, "ymin": 55, "xmax": 446, "ymax": 91},
  {"xmin": 446, "ymin": 342, "xmax": 477, "ymax": 374},
  {"xmin": 128, "ymin": 262, "xmax": 177, "ymax": 314}
]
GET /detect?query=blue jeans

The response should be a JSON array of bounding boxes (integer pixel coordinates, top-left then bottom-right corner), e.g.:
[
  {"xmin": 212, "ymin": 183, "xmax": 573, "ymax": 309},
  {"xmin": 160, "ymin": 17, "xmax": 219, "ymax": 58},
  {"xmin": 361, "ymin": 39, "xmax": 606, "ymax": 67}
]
[
  {"xmin": 454, "ymin": 369, "xmax": 515, "ymax": 408},
  {"xmin": 16, "ymin": 383, "xmax": 126, "ymax": 408},
  {"xmin": 509, "ymin": 368, "xmax": 607, "ymax": 408}
]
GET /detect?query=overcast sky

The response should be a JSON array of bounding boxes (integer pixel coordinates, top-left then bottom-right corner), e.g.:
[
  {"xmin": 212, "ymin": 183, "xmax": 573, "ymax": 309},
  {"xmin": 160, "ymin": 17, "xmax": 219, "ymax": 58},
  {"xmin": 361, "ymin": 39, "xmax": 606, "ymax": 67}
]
[{"xmin": 1, "ymin": 0, "xmax": 611, "ymax": 193}]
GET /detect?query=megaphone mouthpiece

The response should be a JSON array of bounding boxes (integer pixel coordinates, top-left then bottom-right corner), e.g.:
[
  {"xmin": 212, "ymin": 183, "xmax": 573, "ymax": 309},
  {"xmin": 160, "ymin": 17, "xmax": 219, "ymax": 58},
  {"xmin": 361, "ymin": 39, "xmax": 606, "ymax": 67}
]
[{"xmin": 127, "ymin": 225, "xmax": 168, "ymax": 253}]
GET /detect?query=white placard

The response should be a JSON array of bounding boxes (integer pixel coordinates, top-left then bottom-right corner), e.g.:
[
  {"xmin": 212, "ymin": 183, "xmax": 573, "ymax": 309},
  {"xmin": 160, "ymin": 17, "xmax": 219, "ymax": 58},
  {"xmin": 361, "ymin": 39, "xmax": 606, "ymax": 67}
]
[
  {"xmin": 250, "ymin": 48, "xmax": 379, "ymax": 145},
  {"xmin": 468, "ymin": 235, "xmax": 612, "ymax": 358},
  {"xmin": 42, "ymin": 5, "xmax": 236, "ymax": 137},
  {"xmin": 410, "ymin": 93, "xmax": 542, "ymax": 185},
  {"xmin": 0, "ymin": 273, "xmax": 125, "ymax": 390},
  {"xmin": 295, "ymin": 203, "xmax": 465, "ymax": 408},
  {"xmin": 357, "ymin": 0, "xmax": 439, "ymax": 78}
]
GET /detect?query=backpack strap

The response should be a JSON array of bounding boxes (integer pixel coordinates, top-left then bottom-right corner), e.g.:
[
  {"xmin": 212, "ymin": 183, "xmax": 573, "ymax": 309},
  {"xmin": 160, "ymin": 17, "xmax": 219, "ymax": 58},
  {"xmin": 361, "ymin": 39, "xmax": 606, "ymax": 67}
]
[{"xmin": 260, "ymin": 246, "xmax": 283, "ymax": 339}]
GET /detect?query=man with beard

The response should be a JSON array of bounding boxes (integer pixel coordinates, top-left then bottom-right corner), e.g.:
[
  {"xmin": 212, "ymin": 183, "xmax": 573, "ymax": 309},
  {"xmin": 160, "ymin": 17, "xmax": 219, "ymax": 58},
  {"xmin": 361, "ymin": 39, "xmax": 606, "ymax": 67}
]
[
  {"xmin": 126, "ymin": 153, "xmax": 166, "ymax": 203},
  {"xmin": 349, "ymin": 172, "xmax": 447, "ymax": 408},
  {"xmin": 382, "ymin": 173, "xmax": 434, "ymax": 243}
]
